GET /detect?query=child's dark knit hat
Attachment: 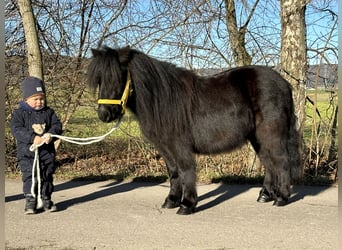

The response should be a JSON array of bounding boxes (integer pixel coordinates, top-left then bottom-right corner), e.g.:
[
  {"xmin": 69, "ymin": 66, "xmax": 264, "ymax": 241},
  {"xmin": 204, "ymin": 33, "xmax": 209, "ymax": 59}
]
[{"xmin": 21, "ymin": 76, "xmax": 46, "ymax": 99}]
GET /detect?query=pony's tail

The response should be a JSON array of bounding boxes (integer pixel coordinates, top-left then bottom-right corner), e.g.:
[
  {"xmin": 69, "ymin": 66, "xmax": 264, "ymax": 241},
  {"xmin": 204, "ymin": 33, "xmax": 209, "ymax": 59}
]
[{"xmin": 288, "ymin": 109, "xmax": 304, "ymax": 183}]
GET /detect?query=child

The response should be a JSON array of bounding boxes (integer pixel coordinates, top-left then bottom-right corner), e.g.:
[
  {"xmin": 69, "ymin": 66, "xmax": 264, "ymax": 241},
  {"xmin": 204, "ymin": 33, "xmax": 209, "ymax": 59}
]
[{"xmin": 10, "ymin": 76, "xmax": 63, "ymax": 214}]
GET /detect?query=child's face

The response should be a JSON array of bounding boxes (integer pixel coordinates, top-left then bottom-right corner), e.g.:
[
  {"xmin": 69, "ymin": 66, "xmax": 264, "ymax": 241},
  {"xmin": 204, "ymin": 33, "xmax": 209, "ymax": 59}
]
[{"xmin": 25, "ymin": 94, "xmax": 46, "ymax": 110}]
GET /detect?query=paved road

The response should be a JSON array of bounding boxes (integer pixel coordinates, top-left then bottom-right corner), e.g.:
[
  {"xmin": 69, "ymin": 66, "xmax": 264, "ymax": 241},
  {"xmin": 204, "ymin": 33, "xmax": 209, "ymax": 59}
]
[{"xmin": 5, "ymin": 178, "xmax": 338, "ymax": 250}]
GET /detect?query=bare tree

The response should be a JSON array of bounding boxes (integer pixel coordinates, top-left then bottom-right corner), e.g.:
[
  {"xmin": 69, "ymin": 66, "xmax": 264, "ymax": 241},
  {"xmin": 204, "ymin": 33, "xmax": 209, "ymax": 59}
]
[
  {"xmin": 223, "ymin": 0, "xmax": 259, "ymax": 66},
  {"xmin": 17, "ymin": 0, "xmax": 43, "ymax": 79}
]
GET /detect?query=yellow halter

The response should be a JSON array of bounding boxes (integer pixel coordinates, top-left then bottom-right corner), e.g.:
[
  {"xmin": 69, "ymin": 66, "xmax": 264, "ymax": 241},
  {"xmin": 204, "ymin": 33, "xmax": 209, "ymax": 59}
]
[{"xmin": 97, "ymin": 69, "xmax": 133, "ymax": 114}]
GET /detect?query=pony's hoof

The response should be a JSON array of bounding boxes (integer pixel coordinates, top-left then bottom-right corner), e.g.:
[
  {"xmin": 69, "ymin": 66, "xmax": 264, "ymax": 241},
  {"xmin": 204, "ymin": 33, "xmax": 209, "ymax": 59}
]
[
  {"xmin": 256, "ymin": 187, "xmax": 273, "ymax": 203},
  {"xmin": 176, "ymin": 204, "xmax": 195, "ymax": 215},
  {"xmin": 273, "ymin": 197, "xmax": 288, "ymax": 207},
  {"xmin": 162, "ymin": 199, "xmax": 179, "ymax": 209}
]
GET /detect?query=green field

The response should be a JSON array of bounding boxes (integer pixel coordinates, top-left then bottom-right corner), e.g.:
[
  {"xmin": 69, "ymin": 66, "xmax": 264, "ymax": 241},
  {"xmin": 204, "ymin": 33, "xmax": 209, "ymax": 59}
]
[
  {"xmin": 304, "ymin": 90, "xmax": 337, "ymax": 144},
  {"xmin": 65, "ymin": 106, "xmax": 142, "ymax": 139}
]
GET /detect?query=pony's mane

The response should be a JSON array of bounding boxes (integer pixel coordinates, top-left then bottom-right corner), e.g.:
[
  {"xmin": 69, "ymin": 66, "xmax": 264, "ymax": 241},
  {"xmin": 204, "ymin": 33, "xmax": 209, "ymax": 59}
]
[
  {"xmin": 129, "ymin": 48, "xmax": 199, "ymax": 134},
  {"xmin": 88, "ymin": 46, "xmax": 199, "ymax": 136}
]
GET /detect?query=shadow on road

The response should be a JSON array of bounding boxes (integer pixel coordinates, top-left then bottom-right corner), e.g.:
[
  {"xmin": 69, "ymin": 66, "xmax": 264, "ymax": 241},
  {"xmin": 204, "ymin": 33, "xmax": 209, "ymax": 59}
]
[
  {"xmin": 289, "ymin": 185, "xmax": 334, "ymax": 203},
  {"xmin": 196, "ymin": 185, "xmax": 253, "ymax": 212},
  {"xmin": 5, "ymin": 179, "xmax": 100, "ymax": 203},
  {"xmin": 55, "ymin": 181, "xmax": 161, "ymax": 211},
  {"xmin": 4, "ymin": 193, "xmax": 23, "ymax": 203},
  {"xmin": 196, "ymin": 184, "xmax": 333, "ymax": 212},
  {"xmin": 6, "ymin": 178, "xmax": 333, "ymax": 213}
]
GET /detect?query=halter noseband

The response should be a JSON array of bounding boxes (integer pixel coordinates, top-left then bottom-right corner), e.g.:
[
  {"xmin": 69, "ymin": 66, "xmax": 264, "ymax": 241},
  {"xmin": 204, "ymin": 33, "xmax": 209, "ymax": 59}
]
[{"xmin": 97, "ymin": 68, "xmax": 133, "ymax": 114}]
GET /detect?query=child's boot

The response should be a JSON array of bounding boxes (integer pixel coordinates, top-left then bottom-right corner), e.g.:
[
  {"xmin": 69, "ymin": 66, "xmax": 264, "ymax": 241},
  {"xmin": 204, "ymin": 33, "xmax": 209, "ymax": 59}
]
[
  {"xmin": 24, "ymin": 194, "xmax": 37, "ymax": 214},
  {"xmin": 42, "ymin": 196, "xmax": 57, "ymax": 212}
]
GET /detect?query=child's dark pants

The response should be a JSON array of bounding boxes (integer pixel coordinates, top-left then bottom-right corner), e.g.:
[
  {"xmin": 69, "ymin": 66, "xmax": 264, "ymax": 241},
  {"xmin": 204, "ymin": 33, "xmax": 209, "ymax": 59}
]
[{"xmin": 19, "ymin": 159, "xmax": 56, "ymax": 199}]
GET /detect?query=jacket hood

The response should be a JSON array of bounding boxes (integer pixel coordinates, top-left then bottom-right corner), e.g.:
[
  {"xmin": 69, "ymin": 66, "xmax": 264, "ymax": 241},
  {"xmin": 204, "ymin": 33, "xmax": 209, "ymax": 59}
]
[{"xmin": 19, "ymin": 101, "xmax": 47, "ymax": 112}]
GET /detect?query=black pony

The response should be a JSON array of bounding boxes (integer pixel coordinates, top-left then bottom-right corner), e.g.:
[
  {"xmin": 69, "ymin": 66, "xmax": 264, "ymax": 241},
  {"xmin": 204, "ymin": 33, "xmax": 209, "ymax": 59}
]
[{"xmin": 87, "ymin": 46, "xmax": 302, "ymax": 215}]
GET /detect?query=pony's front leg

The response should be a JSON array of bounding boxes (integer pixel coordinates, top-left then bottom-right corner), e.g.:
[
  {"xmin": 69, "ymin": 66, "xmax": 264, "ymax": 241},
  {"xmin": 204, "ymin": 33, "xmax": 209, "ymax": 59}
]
[
  {"xmin": 162, "ymin": 162, "xmax": 182, "ymax": 209},
  {"xmin": 159, "ymin": 145, "xmax": 198, "ymax": 214}
]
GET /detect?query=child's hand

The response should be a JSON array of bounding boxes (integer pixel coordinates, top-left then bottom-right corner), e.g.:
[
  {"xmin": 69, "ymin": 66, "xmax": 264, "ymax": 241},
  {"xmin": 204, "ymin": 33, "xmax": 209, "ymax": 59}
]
[
  {"xmin": 43, "ymin": 133, "xmax": 52, "ymax": 144},
  {"xmin": 33, "ymin": 136, "xmax": 45, "ymax": 145}
]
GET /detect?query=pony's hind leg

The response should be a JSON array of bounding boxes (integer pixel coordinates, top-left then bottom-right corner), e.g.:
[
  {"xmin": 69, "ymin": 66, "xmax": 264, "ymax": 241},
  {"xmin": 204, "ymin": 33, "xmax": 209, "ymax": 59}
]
[
  {"xmin": 249, "ymin": 135, "xmax": 276, "ymax": 203},
  {"xmin": 253, "ymin": 124, "xmax": 292, "ymax": 206},
  {"xmin": 274, "ymin": 162, "xmax": 292, "ymax": 206},
  {"xmin": 248, "ymin": 135, "xmax": 274, "ymax": 203},
  {"xmin": 257, "ymin": 171, "xmax": 274, "ymax": 203},
  {"xmin": 258, "ymin": 149, "xmax": 291, "ymax": 206}
]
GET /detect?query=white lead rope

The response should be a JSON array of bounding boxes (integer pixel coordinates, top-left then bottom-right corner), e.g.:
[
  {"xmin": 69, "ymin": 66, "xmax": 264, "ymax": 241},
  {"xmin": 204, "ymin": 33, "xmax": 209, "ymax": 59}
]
[{"xmin": 29, "ymin": 119, "xmax": 121, "ymax": 208}]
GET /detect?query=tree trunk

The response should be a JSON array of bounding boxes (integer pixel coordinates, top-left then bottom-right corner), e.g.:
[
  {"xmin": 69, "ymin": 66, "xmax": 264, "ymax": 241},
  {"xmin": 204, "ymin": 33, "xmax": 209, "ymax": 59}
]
[
  {"xmin": 18, "ymin": 0, "xmax": 43, "ymax": 80},
  {"xmin": 280, "ymin": 0, "xmax": 308, "ymax": 139},
  {"xmin": 223, "ymin": 0, "xmax": 252, "ymax": 66}
]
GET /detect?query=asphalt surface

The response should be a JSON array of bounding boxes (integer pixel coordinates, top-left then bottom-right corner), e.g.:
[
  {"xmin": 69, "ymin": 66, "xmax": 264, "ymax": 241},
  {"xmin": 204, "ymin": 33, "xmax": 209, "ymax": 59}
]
[{"xmin": 5, "ymin": 178, "xmax": 338, "ymax": 250}]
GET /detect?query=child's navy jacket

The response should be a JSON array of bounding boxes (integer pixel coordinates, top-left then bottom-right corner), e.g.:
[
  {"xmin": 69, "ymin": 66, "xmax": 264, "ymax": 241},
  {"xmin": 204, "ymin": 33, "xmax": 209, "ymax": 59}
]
[{"xmin": 10, "ymin": 101, "xmax": 63, "ymax": 164}]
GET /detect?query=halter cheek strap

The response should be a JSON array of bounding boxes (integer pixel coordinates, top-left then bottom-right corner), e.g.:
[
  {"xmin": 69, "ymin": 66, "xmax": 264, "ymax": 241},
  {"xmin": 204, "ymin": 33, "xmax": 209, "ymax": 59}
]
[{"xmin": 98, "ymin": 68, "xmax": 133, "ymax": 114}]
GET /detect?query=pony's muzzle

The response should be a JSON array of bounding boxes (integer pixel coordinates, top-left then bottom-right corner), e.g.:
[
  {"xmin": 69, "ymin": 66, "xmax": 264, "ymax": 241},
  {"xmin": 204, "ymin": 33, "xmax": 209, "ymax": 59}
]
[{"xmin": 98, "ymin": 105, "xmax": 121, "ymax": 123}]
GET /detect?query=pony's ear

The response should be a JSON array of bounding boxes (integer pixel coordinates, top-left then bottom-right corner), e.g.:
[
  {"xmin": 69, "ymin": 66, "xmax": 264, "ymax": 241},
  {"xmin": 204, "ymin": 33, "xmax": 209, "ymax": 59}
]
[
  {"xmin": 118, "ymin": 46, "xmax": 132, "ymax": 65},
  {"xmin": 91, "ymin": 48, "xmax": 101, "ymax": 57},
  {"xmin": 91, "ymin": 47, "xmax": 118, "ymax": 58}
]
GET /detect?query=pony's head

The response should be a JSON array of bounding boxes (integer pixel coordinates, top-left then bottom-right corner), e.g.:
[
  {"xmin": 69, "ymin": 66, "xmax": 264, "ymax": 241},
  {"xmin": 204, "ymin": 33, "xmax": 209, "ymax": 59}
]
[{"xmin": 87, "ymin": 46, "xmax": 132, "ymax": 122}]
